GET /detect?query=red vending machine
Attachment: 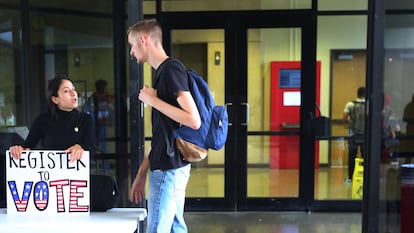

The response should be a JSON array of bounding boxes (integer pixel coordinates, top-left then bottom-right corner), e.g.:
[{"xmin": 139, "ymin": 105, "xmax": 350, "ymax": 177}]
[{"xmin": 270, "ymin": 61, "xmax": 321, "ymax": 169}]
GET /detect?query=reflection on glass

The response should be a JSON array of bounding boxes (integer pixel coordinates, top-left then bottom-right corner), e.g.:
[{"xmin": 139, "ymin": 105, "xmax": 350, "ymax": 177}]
[
  {"xmin": 187, "ymin": 168, "xmax": 224, "ymax": 197},
  {"xmin": 315, "ymin": 163, "xmax": 350, "ymax": 200},
  {"xmin": 0, "ymin": 10, "xmax": 19, "ymax": 127},
  {"xmin": 380, "ymin": 17, "xmax": 414, "ymax": 229},
  {"xmin": 248, "ymin": 136, "xmax": 299, "ymax": 197}
]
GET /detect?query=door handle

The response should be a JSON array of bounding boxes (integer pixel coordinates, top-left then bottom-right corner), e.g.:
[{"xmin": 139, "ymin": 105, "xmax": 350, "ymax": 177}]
[
  {"xmin": 225, "ymin": 103, "xmax": 233, "ymax": 126},
  {"xmin": 241, "ymin": 102, "xmax": 249, "ymax": 126}
]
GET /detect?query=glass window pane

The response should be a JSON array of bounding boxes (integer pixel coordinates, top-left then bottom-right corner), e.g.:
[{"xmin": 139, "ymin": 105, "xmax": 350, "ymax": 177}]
[
  {"xmin": 143, "ymin": 0, "xmax": 156, "ymax": 15},
  {"xmin": 161, "ymin": 0, "xmax": 311, "ymax": 12},
  {"xmin": 0, "ymin": 10, "xmax": 20, "ymax": 127},
  {"xmin": 0, "ymin": 8, "xmax": 20, "ymax": 209},
  {"xmin": 0, "ymin": 0, "xmax": 19, "ymax": 3},
  {"xmin": 29, "ymin": 0, "xmax": 113, "ymax": 14},
  {"xmin": 318, "ymin": 0, "xmax": 367, "ymax": 11},
  {"xmin": 248, "ymin": 28, "xmax": 301, "ymax": 198},
  {"xmin": 29, "ymin": 12, "xmax": 116, "ymax": 175},
  {"xmin": 386, "ymin": 0, "xmax": 414, "ymax": 10},
  {"xmin": 317, "ymin": 15, "xmax": 367, "ymax": 200},
  {"xmin": 381, "ymin": 14, "xmax": 414, "ymax": 232}
]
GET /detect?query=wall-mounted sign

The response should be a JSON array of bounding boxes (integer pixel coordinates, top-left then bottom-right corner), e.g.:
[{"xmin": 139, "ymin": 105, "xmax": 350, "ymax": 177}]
[
  {"xmin": 6, "ymin": 150, "xmax": 90, "ymax": 215},
  {"xmin": 283, "ymin": 91, "xmax": 301, "ymax": 106}
]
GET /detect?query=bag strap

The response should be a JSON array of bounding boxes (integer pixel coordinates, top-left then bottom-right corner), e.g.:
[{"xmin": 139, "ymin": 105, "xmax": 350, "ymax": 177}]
[
  {"xmin": 152, "ymin": 58, "xmax": 176, "ymax": 158},
  {"xmin": 160, "ymin": 115, "xmax": 175, "ymax": 158}
]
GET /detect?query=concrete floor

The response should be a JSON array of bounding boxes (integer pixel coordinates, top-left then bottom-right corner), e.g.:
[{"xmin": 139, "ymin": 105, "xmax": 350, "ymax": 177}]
[{"xmin": 184, "ymin": 211, "xmax": 362, "ymax": 233}]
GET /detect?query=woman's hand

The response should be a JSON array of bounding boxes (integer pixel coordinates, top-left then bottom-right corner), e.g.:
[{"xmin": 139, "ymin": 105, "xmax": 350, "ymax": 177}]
[
  {"xmin": 8, "ymin": 145, "xmax": 29, "ymax": 160},
  {"xmin": 65, "ymin": 144, "xmax": 84, "ymax": 162}
]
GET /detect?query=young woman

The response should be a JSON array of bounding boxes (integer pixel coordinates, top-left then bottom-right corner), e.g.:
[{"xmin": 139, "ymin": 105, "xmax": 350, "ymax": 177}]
[{"xmin": 8, "ymin": 74, "xmax": 95, "ymax": 162}]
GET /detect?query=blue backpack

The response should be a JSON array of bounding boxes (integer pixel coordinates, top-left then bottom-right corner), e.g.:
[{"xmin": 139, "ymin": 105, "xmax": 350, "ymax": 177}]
[
  {"xmin": 177, "ymin": 70, "xmax": 228, "ymax": 149},
  {"xmin": 164, "ymin": 69, "xmax": 229, "ymax": 162}
]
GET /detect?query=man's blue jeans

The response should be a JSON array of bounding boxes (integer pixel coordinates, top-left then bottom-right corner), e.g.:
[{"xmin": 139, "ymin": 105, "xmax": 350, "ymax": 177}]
[{"xmin": 147, "ymin": 164, "xmax": 191, "ymax": 233}]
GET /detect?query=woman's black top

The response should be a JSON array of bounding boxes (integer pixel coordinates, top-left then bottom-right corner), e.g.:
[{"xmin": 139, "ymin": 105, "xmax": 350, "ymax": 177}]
[{"xmin": 23, "ymin": 109, "xmax": 95, "ymax": 153}]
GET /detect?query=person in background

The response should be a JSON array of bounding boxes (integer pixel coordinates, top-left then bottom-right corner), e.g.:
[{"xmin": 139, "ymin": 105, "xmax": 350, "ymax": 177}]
[
  {"xmin": 382, "ymin": 95, "xmax": 401, "ymax": 160},
  {"xmin": 128, "ymin": 19, "xmax": 201, "ymax": 233},
  {"xmin": 343, "ymin": 86, "xmax": 366, "ymax": 184},
  {"xmin": 8, "ymin": 74, "xmax": 95, "ymax": 161},
  {"xmin": 402, "ymin": 94, "xmax": 414, "ymax": 162},
  {"xmin": 92, "ymin": 79, "xmax": 114, "ymax": 173},
  {"xmin": 383, "ymin": 95, "xmax": 401, "ymax": 139}
]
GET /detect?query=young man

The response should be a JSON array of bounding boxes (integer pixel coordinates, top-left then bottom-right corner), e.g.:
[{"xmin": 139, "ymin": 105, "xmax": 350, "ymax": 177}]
[
  {"xmin": 343, "ymin": 86, "xmax": 366, "ymax": 184},
  {"xmin": 128, "ymin": 19, "xmax": 201, "ymax": 233}
]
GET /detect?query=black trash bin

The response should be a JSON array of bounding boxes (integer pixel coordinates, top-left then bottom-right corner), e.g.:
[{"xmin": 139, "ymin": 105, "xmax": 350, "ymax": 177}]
[{"xmin": 401, "ymin": 164, "xmax": 414, "ymax": 233}]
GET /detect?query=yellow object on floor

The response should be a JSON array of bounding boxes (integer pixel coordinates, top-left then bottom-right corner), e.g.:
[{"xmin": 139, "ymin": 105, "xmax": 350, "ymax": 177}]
[{"xmin": 352, "ymin": 158, "xmax": 364, "ymax": 199}]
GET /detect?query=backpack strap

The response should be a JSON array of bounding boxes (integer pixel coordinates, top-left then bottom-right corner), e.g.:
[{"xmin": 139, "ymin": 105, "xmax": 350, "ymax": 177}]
[
  {"xmin": 154, "ymin": 58, "xmax": 181, "ymax": 158},
  {"xmin": 160, "ymin": 116, "xmax": 176, "ymax": 158}
]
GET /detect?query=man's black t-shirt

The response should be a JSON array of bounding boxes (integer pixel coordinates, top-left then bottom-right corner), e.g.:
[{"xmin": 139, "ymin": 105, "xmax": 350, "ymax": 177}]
[{"xmin": 149, "ymin": 57, "xmax": 190, "ymax": 170}]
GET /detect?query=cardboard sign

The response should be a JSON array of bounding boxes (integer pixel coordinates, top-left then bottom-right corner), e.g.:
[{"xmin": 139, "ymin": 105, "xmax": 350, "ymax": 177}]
[{"xmin": 5, "ymin": 150, "xmax": 90, "ymax": 215}]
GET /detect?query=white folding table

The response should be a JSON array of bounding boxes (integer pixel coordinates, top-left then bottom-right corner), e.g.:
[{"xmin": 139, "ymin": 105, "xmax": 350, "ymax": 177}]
[{"xmin": 0, "ymin": 208, "xmax": 147, "ymax": 233}]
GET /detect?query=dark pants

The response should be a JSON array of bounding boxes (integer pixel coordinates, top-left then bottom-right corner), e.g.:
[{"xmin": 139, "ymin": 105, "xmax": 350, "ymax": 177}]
[{"xmin": 348, "ymin": 134, "xmax": 365, "ymax": 180}]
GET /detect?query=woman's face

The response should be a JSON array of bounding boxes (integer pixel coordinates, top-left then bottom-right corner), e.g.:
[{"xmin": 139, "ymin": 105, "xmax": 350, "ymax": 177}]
[{"xmin": 51, "ymin": 79, "xmax": 78, "ymax": 111}]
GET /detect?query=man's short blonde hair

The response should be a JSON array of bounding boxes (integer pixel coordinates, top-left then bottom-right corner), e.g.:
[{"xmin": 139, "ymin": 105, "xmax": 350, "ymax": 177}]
[{"xmin": 127, "ymin": 19, "xmax": 162, "ymax": 42}]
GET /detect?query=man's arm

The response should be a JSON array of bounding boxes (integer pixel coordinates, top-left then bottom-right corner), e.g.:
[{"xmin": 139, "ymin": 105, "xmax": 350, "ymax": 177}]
[
  {"xmin": 130, "ymin": 147, "xmax": 151, "ymax": 204},
  {"xmin": 139, "ymin": 85, "xmax": 201, "ymax": 130},
  {"xmin": 343, "ymin": 101, "xmax": 353, "ymax": 124},
  {"xmin": 343, "ymin": 112, "xmax": 350, "ymax": 124}
]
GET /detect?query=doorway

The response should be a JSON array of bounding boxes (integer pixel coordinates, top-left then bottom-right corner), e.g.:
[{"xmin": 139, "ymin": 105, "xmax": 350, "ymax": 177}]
[
  {"xmin": 160, "ymin": 11, "xmax": 360, "ymax": 212},
  {"xmin": 330, "ymin": 50, "xmax": 366, "ymax": 167}
]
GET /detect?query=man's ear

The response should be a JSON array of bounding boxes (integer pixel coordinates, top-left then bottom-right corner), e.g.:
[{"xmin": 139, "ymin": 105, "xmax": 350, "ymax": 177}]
[{"xmin": 140, "ymin": 34, "xmax": 149, "ymax": 45}]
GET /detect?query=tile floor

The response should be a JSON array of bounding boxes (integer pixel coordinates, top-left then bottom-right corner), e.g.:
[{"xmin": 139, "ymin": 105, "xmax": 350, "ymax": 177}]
[{"xmin": 184, "ymin": 211, "xmax": 362, "ymax": 233}]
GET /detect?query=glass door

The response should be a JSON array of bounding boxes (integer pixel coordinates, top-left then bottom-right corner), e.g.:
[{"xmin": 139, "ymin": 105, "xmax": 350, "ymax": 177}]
[
  {"xmin": 247, "ymin": 28, "xmax": 303, "ymax": 199},
  {"xmin": 163, "ymin": 11, "xmax": 318, "ymax": 211},
  {"xmin": 234, "ymin": 15, "xmax": 319, "ymax": 210},
  {"xmin": 240, "ymin": 24, "xmax": 318, "ymax": 210}
]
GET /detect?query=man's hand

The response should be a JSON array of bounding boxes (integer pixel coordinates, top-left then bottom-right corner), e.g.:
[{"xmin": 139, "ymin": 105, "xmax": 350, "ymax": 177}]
[
  {"xmin": 130, "ymin": 150, "xmax": 150, "ymax": 204},
  {"xmin": 138, "ymin": 85, "xmax": 157, "ymax": 106},
  {"xmin": 130, "ymin": 172, "xmax": 147, "ymax": 204}
]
